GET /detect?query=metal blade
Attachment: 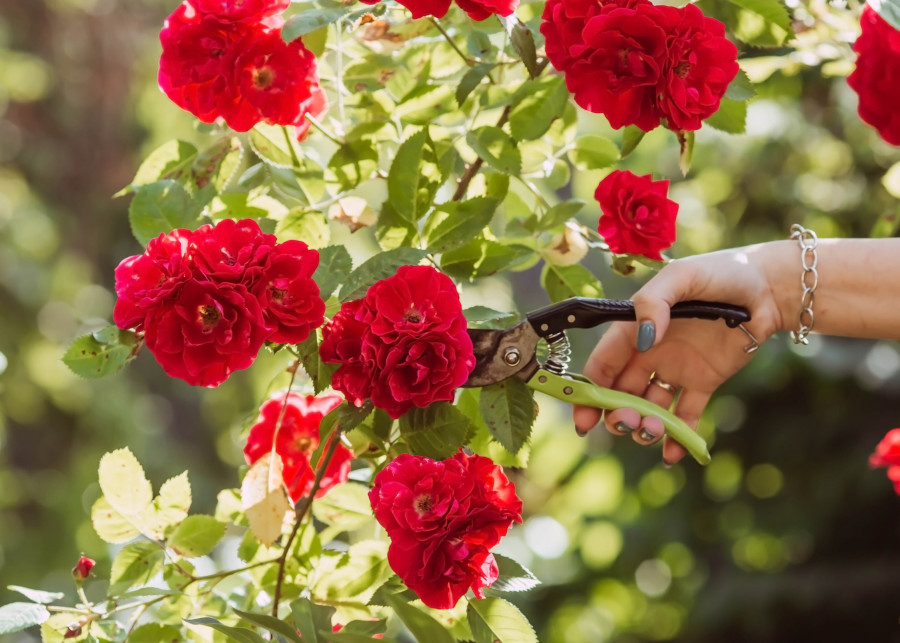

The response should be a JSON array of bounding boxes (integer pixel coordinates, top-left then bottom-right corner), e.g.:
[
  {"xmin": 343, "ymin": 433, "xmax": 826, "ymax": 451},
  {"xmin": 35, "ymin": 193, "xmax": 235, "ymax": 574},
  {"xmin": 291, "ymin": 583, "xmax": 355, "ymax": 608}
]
[{"xmin": 463, "ymin": 321, "xmax": 541, "ymax": 387}]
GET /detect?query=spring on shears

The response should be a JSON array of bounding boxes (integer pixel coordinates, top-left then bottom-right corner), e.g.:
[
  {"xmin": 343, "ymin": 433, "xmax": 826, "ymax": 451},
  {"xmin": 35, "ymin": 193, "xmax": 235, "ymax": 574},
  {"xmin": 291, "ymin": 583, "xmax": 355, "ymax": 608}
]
[{"xmin": 543, "ymin": 332, "xmax": 572, "ymax": 375}]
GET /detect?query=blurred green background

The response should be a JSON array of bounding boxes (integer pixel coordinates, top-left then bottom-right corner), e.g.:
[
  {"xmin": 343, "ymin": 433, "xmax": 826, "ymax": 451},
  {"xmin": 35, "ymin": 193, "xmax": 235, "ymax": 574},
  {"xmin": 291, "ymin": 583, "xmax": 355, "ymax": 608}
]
[{"xmin": 3, "ymin": 0, "xmax": 900, "ymax": 641}]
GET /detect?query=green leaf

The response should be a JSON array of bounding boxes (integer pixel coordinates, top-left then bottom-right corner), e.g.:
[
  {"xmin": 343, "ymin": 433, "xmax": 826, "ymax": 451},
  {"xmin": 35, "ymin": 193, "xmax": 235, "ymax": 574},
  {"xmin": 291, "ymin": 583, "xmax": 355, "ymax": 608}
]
[
  {"xmin": 467, "ymin": 597, "xmax": 537, "ymax": 643},
  {"xmin": 424, "ymin": 197, "xmax": 498, "ymax": 254},
  {"xmin": 128, "ymin": 180, "xmax": 203, "ymax": 247},
  {"xmin": 536, "ymin": 200, "xmax": 585, "ymax": 232},
  {"xmin": 312, "ymin": 482, "xmax": 374, "ymax": 533},
  {"xmin": 282, "ymin": 7, "xmax": 351, "ymax": 41},
  {"xmin": 467, "ymin": 127, "xmax": 521, "ymax": 175},
  {"xmin": 388, "ymin": 129, "xmax": 442, "ymax": 222},
  {"xmin": 297, "ymin": 329, "xmax": 340, "ymax": 395},
  {"xmin": 98, "ymin": 448, "xmax": 153, "ymax": 517},
  {"xmin": 167, "ymin": 515, "xmax": 225, "ymax": 558},
  {"xmin": 724, "ymin": 0, "xmax": 792, "ymax": 34},
  {"xmin": 620, "ymin": 125, "xmax": 646, "ymax": 158},
  {"xmin": 457, "ymin": 64, "xmax": 495, "ymax": 106},
  {"xmin": 119, "ymin": 139, "xmax": 198, "ymax": 195},
  {"xmin": 541, "ymin": 263, "xmax": 603, "ymax": 302},
  {"xmin": 108, "ymin": 541, "xmax": 165, "ymax": 595},
  {"xmin": 327, "ymin": 139, "xmax": 379, "ymax": 190},
  {"xmin": 0, "ymin": 602, "xmax": 49, "ymax": 634},
  {"xmin": 129, "ymin": 624, "xmax": 182, "ymax": 643},
  {"xmin": 479, "ymin": 378, "xmax": 535, "ymax": 454},
  {"xmin": 276, "ymin": 209, "xmax": 330, "ymax": 249},
  {"xmin": 399, "ymin": 403, "xmax": 470, "ymax": 460},
  {"xmin": 498, "ymin": 15, "xmax": 540, "ymax": 79},
  {"xmin": 394, "ymin": 85, "xmax": 455, "ymax": 125},
  {"xmin": 338, "ymin": 248, "xmax": 429, "ymax": 302},
  {"xmin": 184, "ymin": 617, "xmax": 266, "ymax": 643},
  {"xmin": 269, "ymin": 160, "xmax": 326, "ymax": 205},
  {"xmin": 462, "ymin": 306, "xmax": 516, "ymax": 328},
  {"xmin": 313, "ymin": 245, "xmax": 353, "ymax": 300},
  {"xmin": 724, "ymin": 69, "xmax": 756, "ymax": 102},
  {"xmin": 491, "ymin": 554, "xmax": 540, "ymax": 592},
  {"xmin": 569, "ymin": 135, "xmax": 620, "ymax": 170},
  {"xmin": 311, "ymin": 540, "xmax": 391, "ymax": 603},
  {"xmin": 441, "ymin": 239, "xmax": 532, "ymax": 280},
  {"xmin": 232, "ymin": 609, "xmax": 303, "ymax": 643},
  {"xmin": 383, "ymin": 593, "xmax": 456, "ymax": 643},
  {"xmin": 312, "ymin": 402, "xmax": 374, "ymax": 468},
  {"xmin": 6, "ymin": 586, "xmax": 64, "ymax": 605},
  {"xmin": 291, "ymin": 597, "xmax": 336, "ymax": 643},
  {"xmin": 63, "ymin": 327, "xmax": 138, "ymax": 378},
  {"xmin": 376, "ymin": 201, "xmax": 419, "ymax": 251},
  {"xmin": 509, "ymin": 76, "xmax": 569, "ymax": 141},
  {"xmin": 142, "ymin": 470, "xmax": 191, "ymax": 540},
  {"xmin": 91, "ymin": 495, "xmax": 140, "ymax": 544},
  {"xmin": 678, "ymin": 130, "xmax": 695, "ymax": 176},
  {"xmin": 705, "ymin": 99, "xmax": 748, "ymax": 134},
  {"xmin": 250, "ymin": 123, "xmax": 299, "ymax": 168},
  {"xmin": 193, "ymin": 136, "xmax": 243, "ymax": 192}
]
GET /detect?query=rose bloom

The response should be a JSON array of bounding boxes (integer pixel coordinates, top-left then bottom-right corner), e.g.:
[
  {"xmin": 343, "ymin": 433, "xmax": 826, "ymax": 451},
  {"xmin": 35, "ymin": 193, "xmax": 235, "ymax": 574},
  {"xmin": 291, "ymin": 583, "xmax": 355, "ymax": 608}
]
[
  {"xmin": 847, "ymin": 5, "xmax": 900, "ymax": 145},
  {"xmin": 189, "ymin": 0, "xmax": 290, "ymax": 21},
  {"xmin": 159, "ymin": 3, "xmax": 326, "ymax": 132},
  {"xmin": 595, "ymin": 169, "xmax": 678, "ymax": 261},
  {"xmin": 358, "ymin": 0, "xmax": 516, "ymax": 21},
  {"xmin": 653, "ymin": 3, "xmax": 738, "ymax": 132},
  {"xmin": 870, "ymin": 428, "xmax": 900, "ymax": 494},
  {"xmin": 243, "ymin": 392, "xmax": 350, "ymax": 502},
  {"xmin": 190, "ymin": 218, "xmax": 277, "ymax": 283},
  {"xmin": 319, "ymin": 265, "xmax": 475, "ymax": 419},
  {"xmin": 142, "ymin": 279, "xmax": 270, "ymax": 387},
  {"xmin": 369, "ymin": 452, "xmax": 522, "ymax": 609}
]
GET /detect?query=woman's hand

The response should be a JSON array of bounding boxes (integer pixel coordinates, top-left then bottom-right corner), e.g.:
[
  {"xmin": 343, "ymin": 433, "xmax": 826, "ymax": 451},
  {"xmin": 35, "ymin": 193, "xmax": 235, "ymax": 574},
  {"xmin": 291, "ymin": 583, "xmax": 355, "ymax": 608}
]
[{"xmin": 573, "ymin": 243, "xmax": 787, "ymax": 464}]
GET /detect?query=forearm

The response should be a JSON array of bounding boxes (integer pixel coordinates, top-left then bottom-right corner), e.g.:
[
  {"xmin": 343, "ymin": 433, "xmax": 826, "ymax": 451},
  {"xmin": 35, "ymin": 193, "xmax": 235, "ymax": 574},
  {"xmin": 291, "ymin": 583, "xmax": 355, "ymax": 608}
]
[{"xmin": 760, "ymin": 237, "xmax": 900, "ymax": 341}]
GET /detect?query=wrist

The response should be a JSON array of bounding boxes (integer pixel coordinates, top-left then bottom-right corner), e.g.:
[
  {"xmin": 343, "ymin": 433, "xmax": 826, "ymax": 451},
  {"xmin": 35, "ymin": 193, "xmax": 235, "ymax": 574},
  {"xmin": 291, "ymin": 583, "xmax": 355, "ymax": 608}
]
[{"xmin": 755, "ymin": 239, "xmax": 800, "ymax": 336}]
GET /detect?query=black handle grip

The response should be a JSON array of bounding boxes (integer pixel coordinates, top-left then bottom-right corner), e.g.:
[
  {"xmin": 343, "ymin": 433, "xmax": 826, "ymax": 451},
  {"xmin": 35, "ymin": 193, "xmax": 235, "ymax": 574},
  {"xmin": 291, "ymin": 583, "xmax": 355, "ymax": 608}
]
[{"xmin": 526, "ymin": 297, "xmax": 751, "ymax": 337}]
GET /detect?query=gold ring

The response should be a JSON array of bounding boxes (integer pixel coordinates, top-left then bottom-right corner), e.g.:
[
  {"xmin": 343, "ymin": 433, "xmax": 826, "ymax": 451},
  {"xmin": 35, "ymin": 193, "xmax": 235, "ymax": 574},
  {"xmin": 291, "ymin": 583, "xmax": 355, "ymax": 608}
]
[{"xmin": 648, "ymin": 374, "xmax": 679, "ymax": 395}]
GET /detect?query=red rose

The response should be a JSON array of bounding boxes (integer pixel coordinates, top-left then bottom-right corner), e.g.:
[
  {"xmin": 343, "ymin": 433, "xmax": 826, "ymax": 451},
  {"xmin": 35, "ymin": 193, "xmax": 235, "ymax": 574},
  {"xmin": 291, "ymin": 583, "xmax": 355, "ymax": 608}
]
[
  {"xmin": 243, "ymin": 392, "xmax": 350, "ymax": 502},
  {"xmin": 319, "ymin": 265, "xmax": 475, "ymax": 419},
  {"xmin": 454, "ymin": 0, "xmax": 518, "ymax": 22},
  {"xmin": 254, "ymin": 240, "xmax": 325, "ymax": 345},
  {"xmin": 143, "ymin": 279, "xmax": 269, "ymax": 387},
  {"xmin": 369, "ymin": 452, "xmax": 522, "ymax": 609},
  {"xmin": 869, "ymin": 428, "xmax": 900, "ymax": 494},
  {"xmin": 71, "ymin": 555, "xmax": 95, "ymax": 582},
  {"xmin": 653, "ymin": 3, "xmax": 738, "ymax": 132},
  {"xmin": 113, "ymin": 229, "xmax": 193, "ymax": 331},
  {"xmin": 188, "ymin": 0, "xmax": 290, "ymax": 21},
  {"xmin": 847, "ymin": 6, "xmax": 900, "ymax": 145},
  {"xmin": 159, "ymin": 4, "xmax": 326, "ymax": 133},
  {"xmin": 190, "ymin": 218, "xmax": 276, "ymax": 284},
  {"xmin": 595, "ymin": 169, "xmax": 678, "ymax": 261}
]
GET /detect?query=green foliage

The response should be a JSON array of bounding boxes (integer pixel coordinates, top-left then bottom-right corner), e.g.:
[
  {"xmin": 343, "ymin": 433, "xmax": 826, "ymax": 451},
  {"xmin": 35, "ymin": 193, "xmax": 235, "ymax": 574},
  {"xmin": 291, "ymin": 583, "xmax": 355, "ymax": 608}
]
[
  {"xmin": 467, "ymin": 597, "xmax": 537, "ymax": 643},
  {"xmin": 63, "ymin": 327, "xmax": 138, "ymax": 378},
  {"xmin": 399, "ymin": 403, "xmax": 471, "ymax": 459},
  {"xmin": 479, "ymin": 378, "xmax": 536, "ymax": 454},
  {"xmin": 128, "ymin": 179, "xmax": 204, "ymax": 246},
  {"xmin": 0, "ymin": 603, "xmax": 49, "ymax": 634}
]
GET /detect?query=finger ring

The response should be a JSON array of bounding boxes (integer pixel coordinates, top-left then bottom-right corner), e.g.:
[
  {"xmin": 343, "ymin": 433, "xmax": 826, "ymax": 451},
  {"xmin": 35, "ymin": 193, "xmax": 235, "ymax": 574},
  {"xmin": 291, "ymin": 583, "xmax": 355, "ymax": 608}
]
[{"xmin": 648, "ymin": 374, "xmax": 679, "ymax": 394}]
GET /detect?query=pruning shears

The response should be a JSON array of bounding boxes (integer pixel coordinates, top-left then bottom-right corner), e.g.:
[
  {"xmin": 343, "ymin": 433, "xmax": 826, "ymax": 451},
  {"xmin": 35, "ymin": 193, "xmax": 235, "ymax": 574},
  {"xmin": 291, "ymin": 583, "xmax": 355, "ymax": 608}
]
[{"xmin": 462, "ymin": 297, "xmax": 751, "ymax": 465}]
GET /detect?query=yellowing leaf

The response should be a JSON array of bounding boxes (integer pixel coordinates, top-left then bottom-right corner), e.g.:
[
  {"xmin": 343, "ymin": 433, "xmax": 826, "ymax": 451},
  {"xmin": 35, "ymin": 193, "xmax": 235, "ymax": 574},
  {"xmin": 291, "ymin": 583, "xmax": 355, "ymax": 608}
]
[
  {"xmin": 98, "ymin": 448, "xmax": 153, "ymax": 517},
  {"xmin": 91, "ymin": 496, "xmax": 141, "ymax": 544},
  {"xmin": 142, "ymin": 471, "xmax": 191, "ymax": 540},
  {"xmin": 241, "ymin": 457, "xmax": 292, "ymax": 546}
]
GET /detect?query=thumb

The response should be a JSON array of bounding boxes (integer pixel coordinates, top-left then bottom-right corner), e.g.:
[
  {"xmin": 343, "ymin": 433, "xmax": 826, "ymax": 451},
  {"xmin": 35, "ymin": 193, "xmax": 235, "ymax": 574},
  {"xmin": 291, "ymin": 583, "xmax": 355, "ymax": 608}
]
[{"xmin": 631, "ymin": 262, "xmax": 693, "ymax": 352}]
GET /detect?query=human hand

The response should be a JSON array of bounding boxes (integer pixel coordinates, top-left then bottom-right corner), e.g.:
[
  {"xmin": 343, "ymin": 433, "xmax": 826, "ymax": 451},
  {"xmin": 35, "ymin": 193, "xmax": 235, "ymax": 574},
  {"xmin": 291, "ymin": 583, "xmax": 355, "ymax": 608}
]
[{"xmin": 573, "ymin": 244, "xmax": 788, "ymax": 464}]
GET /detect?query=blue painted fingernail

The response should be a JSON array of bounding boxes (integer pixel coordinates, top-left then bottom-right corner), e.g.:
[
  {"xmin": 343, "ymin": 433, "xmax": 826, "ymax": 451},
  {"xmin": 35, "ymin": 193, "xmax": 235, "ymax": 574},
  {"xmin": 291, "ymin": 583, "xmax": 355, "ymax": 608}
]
[
  {"xmin": 637, "ymin": 322, "xmax": 656, "ymax": 352},
  {"xmin": 639, "ymin": 428, "xmax": 656, "ymax": 441},
  {"xmin": 615, "ymin": 421, "xmax": 635, "ymax": 433}
]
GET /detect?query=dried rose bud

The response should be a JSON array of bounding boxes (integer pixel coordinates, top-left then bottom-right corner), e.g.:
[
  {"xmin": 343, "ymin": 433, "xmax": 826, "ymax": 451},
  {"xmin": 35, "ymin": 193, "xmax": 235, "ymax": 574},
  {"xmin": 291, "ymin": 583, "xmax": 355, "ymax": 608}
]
[{"xmin": 72, "ymin": 555, "xmax": 95, "ymax": 582}]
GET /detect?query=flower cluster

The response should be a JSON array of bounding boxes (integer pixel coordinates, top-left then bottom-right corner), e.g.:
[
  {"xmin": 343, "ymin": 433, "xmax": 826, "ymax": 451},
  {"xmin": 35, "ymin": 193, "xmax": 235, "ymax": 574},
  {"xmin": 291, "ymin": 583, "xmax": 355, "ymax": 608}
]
[
  {"xmin": 595, "ymin": 169, "xmax": 678, "ymax": 260},
  {"xmin": 847, "ymin": 5, "xmax": 900, "ymax": 146},
  {"xmin": 369, "ymin": 451, "xmax": 522, "ymax": 609},
  {"xmin": 541, "ymin": 0, "xmax": 738, "ymax": 132},
  {"xmin": 114, "ymin": 218, "xmax": 324, "ymax": 387},
  {"xmin": 319, "ymin": 265, "xmax": 475, "ymax": 419},
  {"xmin": 359, "ymin": 0, "xmax": 517, "ymax": 22},
  {"xmin": 870, "ymin": 428, "xmax": 900, "ymax": 494},
  {"xmin": 243, "ymin": 392, "xmax": 352, "ymax": 502},
  {"xmin": 159, "ymin": 0, "xmax": 326, "ymax": 137}
]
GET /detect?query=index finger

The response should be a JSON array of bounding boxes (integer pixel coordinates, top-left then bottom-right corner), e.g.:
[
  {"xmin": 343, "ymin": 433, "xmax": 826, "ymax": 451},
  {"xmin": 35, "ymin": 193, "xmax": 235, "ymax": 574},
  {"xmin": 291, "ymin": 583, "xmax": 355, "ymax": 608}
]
[{"xmin": 573, "ymin": 322, "xmax": 636, "ymax": 434}]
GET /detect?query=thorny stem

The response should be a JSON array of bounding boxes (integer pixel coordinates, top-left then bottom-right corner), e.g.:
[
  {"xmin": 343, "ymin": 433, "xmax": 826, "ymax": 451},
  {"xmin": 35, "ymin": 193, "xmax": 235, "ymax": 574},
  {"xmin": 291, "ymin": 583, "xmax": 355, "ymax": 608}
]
[
  {"xmin": 452, "ymin": 104, "xmax": 512, "ymax": 201},
  {"xmin": 268, "ymin": 361, "xmax": 301, "ymax": 493}
]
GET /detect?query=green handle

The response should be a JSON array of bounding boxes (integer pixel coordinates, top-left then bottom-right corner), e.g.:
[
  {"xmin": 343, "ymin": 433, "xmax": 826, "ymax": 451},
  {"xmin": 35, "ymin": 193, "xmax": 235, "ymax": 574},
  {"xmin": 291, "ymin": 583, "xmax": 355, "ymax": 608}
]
[{"xmin": 526, "ymin": 369, "xmax": 711, "ymax": 465}]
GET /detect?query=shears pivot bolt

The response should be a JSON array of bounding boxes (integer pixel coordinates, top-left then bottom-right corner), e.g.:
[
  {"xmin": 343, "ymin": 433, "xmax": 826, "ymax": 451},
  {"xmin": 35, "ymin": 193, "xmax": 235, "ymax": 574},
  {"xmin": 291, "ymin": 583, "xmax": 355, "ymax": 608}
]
[
  {"xmin": 567, "ymin": 314, "xmax": 575, "ymax": 323},
  {"xmin": 563, "ymin": 386, "xmax": 573, "ymax": 395},
  {"xmin": 503, "ymin": 348, "xmax": 521, "ymax": 366}
]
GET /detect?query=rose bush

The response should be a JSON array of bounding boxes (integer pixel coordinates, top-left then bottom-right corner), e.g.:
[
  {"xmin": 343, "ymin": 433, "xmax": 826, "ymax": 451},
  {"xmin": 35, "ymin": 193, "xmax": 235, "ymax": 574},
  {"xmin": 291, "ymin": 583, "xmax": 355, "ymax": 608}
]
[
  {"xmin": 369, "ymin": 451, "xmax": 523, "ymax": 608},
  {"xmin": 595, "ymin": 169, "xmax": 678, "ymax": 260}
]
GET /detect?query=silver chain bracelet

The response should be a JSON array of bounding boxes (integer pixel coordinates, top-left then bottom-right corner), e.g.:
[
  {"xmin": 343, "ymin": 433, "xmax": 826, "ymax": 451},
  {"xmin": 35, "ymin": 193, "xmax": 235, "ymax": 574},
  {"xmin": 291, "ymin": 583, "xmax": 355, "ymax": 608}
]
[{"xmin": 789, "ymin": 223, "xmax": 818, "ymax": 345}]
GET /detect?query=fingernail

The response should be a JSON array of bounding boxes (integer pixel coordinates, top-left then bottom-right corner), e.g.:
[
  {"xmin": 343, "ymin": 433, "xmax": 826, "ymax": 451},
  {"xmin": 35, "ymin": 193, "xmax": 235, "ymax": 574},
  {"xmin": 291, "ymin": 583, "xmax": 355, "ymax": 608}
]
[
  {"xmin": 639, "ymin": 428, "xmax": 656, "ymax": 441},
  {"xmin": 637, "ymin": 322, "xmax": 656, "ymax": 352},
  {"xmin": 576, "ymin": 426, "xmax": 589, "ymax": 437},
  {"xmin": 615, "ymin": 421, "xmax": 635, "ymax": 433},
  {"xmin": 662, "ymin": 460, "xmax": 673, "ymax": 469}
]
